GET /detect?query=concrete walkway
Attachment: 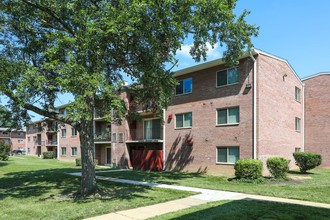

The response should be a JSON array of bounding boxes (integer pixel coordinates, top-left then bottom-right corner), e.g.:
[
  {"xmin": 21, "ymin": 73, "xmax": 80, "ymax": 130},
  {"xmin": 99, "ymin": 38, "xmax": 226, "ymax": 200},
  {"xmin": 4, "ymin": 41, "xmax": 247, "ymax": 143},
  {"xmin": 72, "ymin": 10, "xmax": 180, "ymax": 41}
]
[{"xmin": 68, "ymin": 171, "xmax": 330, "ymax": 220}]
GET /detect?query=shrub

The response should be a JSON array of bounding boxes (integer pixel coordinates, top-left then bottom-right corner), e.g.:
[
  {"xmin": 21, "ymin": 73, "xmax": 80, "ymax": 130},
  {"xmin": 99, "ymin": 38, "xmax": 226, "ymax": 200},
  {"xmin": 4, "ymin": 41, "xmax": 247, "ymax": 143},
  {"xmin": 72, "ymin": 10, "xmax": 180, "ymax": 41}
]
[
  {"xmin": 293, "ymin": 152, "xmax": 322, "ymax": 173},
  {"xmin": 76, "ymin": 157, "xmax": 82, "ymax": 166},
  {"xmin": 42, "ymin": 151, "xmax": 54, "ymax": 159},
  {"xmin": 266, "ymin": 157, "xmax": 290, "ymax": 179},
  {"xmin": 0, "ymin": 141, "xmax": 10, "ymax": 161},
  {"xmin": 234, "ymin": 159, "xmax": 263, "ymax": 180}
]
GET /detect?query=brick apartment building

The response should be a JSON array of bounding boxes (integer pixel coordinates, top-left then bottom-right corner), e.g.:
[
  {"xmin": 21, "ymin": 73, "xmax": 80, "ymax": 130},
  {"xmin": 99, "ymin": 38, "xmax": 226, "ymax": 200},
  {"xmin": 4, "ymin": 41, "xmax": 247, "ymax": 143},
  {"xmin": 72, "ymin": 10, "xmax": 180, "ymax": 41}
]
[
  {"xmin": 0, "ymin": 128, "xmax": 26, "ymax": 153},
  {"xmin": 303, "ymin": 73, "xmax": 330, "ymax": 167},
  {"xmin": 28, "ymin": 49, "xmax": 330, "ymax": 174}
]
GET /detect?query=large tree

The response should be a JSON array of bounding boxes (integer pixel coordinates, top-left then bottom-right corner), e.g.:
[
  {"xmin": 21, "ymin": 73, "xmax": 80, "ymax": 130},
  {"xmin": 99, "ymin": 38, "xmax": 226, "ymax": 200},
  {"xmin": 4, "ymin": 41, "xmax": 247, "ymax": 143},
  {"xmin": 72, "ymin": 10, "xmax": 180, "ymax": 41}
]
[{"xmin": 0, "ymin": 0, "xmax": 258, "ymax": 196}]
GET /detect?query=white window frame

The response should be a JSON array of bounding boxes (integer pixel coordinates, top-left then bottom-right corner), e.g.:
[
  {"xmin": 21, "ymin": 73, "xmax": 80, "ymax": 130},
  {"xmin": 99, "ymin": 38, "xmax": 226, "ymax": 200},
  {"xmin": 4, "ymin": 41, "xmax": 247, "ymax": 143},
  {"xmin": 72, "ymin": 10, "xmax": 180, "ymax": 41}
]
[
  {"xmin": 18, "ymin": 139, "xmax": 24, "ymax": 144},
  {"xmin": 175, "ymin": 78, "xmax": 192, "ymax": 96},
  {"xmin": 216, "ymin": 67, "xmax": 239, "ymax": 88},
  {"xmin": 175, "ymin": 112, "xmax": 192, "ymax": 129},
  {"xmin": 118, "ymin": 133, "xmax": 124, "ymax": 143},
  {"xmin": 143, "ymin": 118, "xmax": 162, "ymax": 139},
  {"xmin": 295, "ymin": 87, "xmax": 301, "ymax": 102},
  {"xmin": 71, "ymin": 128, "xmax": 77, "ymax": 136},
  {"xmin": 71, "ymin": 147, "xmax": 77, "ymax": 156},
  {"xmin": 61, "ymin": 147, "xmax": 67, "ymax": 156},
  {"xmin": 112, "ymin": 133, "xmax": 117, "ymax": 143},
  {"xmin": 216, "ymin": 107, "xmax": 240, "ymax": 126},
  {"xmin": 216, "ymin": 146, "xmax": 240, "ymax": 164},
  {"xmin": 295, "ymin": 117, "xmax": 301, "ymax": 132},
  {"xmin": 61, "ymin": 129, "xmax": 67, "ymax": 138}
]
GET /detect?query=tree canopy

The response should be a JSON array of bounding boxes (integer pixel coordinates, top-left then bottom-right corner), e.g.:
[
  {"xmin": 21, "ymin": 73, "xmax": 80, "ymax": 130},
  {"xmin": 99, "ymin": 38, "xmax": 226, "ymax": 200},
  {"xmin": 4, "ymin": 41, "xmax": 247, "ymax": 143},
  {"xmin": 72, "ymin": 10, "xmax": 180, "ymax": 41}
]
[{"xmin": 0, "ymin": 0, "xmax": 258, "ymax": 196}]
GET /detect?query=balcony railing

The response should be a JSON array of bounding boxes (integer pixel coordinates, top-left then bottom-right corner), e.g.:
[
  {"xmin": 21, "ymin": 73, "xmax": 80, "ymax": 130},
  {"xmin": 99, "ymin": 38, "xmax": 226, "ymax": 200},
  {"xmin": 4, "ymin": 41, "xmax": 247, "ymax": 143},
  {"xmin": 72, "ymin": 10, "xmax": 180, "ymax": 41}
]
[
  {"xmin": 127, "ymin": 128, "xmax": 163, "ymax": 141},
  {"xmin": 46, "ymin": 126, "xmax": 58, "ymax": 133},
  {"xmin": 94, "ymin": 132, "xmax": 111, "ymax": 142},
  {"xmin": 45, "ymin": 140, "xmax": 58, "ymax": 146},
  {"xmin": 34, "ymin": 140, "xmax": 42, "ymax": 145}
]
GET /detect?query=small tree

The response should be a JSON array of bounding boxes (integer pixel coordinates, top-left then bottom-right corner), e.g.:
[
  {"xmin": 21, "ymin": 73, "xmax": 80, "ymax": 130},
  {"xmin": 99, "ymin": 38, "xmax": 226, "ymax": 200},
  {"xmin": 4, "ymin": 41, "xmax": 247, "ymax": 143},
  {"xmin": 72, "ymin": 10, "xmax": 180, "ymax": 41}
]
[
  {"xmin": 293, "ymin": 152, "xmax": 322, "ymax": 173},
  {"xmin": 266, "ymin": 157, "xmax": 290, "ymax": 179},
  {"xmin": 0, "ymin": 141, "xmax": 10, "ymax": 161}
]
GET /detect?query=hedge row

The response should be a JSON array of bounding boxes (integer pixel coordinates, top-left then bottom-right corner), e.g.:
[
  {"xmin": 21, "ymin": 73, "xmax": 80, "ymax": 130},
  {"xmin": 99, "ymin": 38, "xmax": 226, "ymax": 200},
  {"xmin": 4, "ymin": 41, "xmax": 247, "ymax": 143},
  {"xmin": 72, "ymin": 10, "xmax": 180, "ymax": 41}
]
[{"xmin": 234, "ymin": 152, "xmax": 322, "ymax": 180}]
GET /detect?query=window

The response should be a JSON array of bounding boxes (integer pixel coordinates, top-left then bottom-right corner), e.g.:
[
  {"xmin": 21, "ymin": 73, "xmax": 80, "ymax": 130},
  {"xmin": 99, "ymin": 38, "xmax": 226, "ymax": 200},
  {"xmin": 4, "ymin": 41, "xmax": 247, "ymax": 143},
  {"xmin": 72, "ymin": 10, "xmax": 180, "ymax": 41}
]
[
  {"xmin": 28, "ymin": 137, "xmax": 30, "ymax": 142},
  {"xmin": 71, "ymin": 128, "xmax": 77, "ymax": 136},
  {"xmin": 27, "ymin": 148, "xmax": 30, "ymax": 153},
  {"xmin": 295, "ymin": 148, "xmax": 301, "ymax": 152},
  {"xmin": 217, "ymin": 107, "xmax": 239, "ymax": 125},
  {"xmin": 118, "ymin": 133, "xmax": 124, "ymax": 143},
  {"xmin": 144, "ymin": 119, "xmax": 161, "ymax": 139},
  {"xmin": 60, "ymin": 109, "xmax": 67, "ymax": 116},
  {"xmin": 295, "ymin": 87, "xmax": 301, "ymax": 102},
  {"xmin": 71, "ymin": 147, "xmax": 77, "ymax": 156},
  {"xmin": 61, "ymin": 147, "xmax": 67, "ymax": 156},
  {"xmin": 295, "ymin": 117, "xmax": 301, "ymax": 132},
  {"xmin": 175, "ymin": 78, "xmax": 192, "ymax": 95},
  {"xmin": 18, "ymin": 139, "xmax": 24, "ymax": 144},
  {"xmin": 216, "ymin": 67, "xmax": 239, "ymax": 87},
  {"xmin": 176, "ymin": 112, "xmax": 192, "ymax": 128},
  {"xmin": 217, "ymin": 147, "xmax": 239, "ymax": 163},
  {"xmin": 112, "ymin": 133, "xmax": 117, "ymax": 143},
  {"xmin": 61, "ymin": 129, "xmax": 67, "ymax": 137},
  {"xmin": 18, "ymin": 132, "xmax": 24, "ymax": 137}
]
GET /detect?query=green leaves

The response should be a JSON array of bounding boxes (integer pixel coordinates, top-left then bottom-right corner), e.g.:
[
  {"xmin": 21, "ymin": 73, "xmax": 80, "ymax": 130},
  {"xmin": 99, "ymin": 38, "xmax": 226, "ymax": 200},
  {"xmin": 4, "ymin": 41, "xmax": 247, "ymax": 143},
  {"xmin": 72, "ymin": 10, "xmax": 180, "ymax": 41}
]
[{"xmin": 0, "ymin": 0, "xmax": 258, "ymax": 123}]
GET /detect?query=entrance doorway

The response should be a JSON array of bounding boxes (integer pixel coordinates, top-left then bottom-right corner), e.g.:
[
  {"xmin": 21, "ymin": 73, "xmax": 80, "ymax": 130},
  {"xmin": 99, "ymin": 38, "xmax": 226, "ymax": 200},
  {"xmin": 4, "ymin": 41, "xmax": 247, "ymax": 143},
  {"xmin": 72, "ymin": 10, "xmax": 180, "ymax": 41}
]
[{"xmin": 106, "ymin": 147, "xmax": 111, "ymax": 164}]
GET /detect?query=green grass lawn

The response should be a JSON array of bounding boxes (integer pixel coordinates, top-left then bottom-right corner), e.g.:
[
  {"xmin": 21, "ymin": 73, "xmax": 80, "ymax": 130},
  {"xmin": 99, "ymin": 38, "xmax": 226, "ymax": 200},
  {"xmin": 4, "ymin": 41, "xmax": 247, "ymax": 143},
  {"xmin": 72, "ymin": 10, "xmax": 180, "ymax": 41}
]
[
  {"xmin": 0, "ymin": 156, "xmax": 192, "ymax": 220},
  {"xmin": 149, "ymin": 200, "xmax": 330, "ymax": 220},
  {"xmin": 97, "ymin": 169, "xmax": 330, "ymax": 204}
]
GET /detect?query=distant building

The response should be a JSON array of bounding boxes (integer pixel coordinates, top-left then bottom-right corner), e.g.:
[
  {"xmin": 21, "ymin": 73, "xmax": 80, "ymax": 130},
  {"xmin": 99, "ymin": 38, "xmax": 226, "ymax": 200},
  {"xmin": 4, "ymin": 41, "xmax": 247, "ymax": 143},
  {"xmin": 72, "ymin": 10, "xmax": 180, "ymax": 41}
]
[{"xmin": 0, "ymin": 128, "xmax": 26, "ymax": 153}]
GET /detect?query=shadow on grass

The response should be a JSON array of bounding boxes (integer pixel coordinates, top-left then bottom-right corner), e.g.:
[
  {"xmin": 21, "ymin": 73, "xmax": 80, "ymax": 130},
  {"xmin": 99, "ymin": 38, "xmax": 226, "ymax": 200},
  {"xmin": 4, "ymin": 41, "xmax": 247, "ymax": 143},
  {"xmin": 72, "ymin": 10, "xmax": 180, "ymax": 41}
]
[
  {"xmin": 0, "ymin": 168, "xmax": 155, "ymax": 202},
  {"xmin": 97, "ymin": 170, "xmax": 207, "ymax": 185},
  {"xmin": 161, "ymin": 199, "xmax": 330, "ymax": 220},
  {"xmin": 288, "ymin": 170, "xmax": 317, "ymax": 175},
  {"xmin": 0, "ymin": 161, "xmax": 8, "ymax": 167}
]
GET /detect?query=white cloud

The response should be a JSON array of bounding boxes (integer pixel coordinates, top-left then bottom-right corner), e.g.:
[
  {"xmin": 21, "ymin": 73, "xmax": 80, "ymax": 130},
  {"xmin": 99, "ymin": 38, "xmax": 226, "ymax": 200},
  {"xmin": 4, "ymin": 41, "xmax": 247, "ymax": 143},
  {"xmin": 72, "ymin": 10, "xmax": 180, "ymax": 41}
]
[{"xmin": 176, "ymin": 42, "xmax": 221, "ymax": 60}]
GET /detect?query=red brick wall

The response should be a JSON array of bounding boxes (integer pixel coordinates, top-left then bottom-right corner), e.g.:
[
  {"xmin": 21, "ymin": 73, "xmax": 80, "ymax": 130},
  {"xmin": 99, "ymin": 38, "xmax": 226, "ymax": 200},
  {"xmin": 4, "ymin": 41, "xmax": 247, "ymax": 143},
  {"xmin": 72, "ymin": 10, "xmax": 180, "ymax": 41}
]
[
  {"xmin": 304, "ymin": 74, "xmax": 330, "ymax": 167},
  {"xmin": 165, "ymin": 58, "xmax": 254, "ymax": 174},
  {"xmin": 58, "ymin": 124, "xmax": 81, "ymax": 161},
  {"xmin": 257, "ymin": 54, "xmax": 303, "ymax": 169},
  {"xmin": 10, "ymin": 131, "xmax": 26, "ymax": 151}
]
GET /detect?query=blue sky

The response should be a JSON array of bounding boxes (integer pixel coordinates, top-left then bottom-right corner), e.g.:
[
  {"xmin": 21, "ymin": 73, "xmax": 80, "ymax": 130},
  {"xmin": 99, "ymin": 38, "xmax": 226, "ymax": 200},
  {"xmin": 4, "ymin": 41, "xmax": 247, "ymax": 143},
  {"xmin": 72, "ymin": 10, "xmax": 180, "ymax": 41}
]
[
  {"xmin": 4, "ymin": 0, "xmax": 330, "ymax": 121},
  {"xmin": 174, "ymin": 0, "xmax": 330, "ymax": 78}
]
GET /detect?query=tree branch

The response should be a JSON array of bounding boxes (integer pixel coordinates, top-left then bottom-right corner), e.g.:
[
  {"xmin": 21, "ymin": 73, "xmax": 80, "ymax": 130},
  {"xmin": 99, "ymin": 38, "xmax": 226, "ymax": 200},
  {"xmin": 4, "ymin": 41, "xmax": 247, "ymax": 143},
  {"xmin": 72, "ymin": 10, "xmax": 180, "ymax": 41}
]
[
  {"xmin": 22, "ymin": 0, "xmax": 75, "ymax": 36},
  {"xmin": 2, "ymin": 87, "xmax": 76, "ymax": 127}
]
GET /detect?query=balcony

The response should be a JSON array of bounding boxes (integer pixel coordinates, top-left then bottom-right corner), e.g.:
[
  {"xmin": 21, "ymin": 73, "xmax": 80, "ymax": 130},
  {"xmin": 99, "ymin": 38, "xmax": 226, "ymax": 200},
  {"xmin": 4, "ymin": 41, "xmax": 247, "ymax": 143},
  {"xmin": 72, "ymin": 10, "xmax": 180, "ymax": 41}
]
[
  {"xmin": 34, "ymin": 140, "xmax": 42, "ymax": 145},
  {"xmin": 45, "ymin": 140, "xmax": 58, "ymax": 146},
  {"xmin": 127, "ymin": 127, "xmax": 163, "ymax": 143},
  {"xmin": 94, "ymin": 132, "xmax": 111, "ymax": 143},
  {"xmin": 46, "ymin": 126, "xmax": 58, "ymax": 133}
]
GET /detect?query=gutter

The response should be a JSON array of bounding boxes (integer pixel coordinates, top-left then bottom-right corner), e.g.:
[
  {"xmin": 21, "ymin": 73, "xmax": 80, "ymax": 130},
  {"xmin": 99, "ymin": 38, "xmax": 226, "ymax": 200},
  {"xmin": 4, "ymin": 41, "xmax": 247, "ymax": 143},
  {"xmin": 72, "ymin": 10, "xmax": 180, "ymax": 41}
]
[
  {"xmin": 249, "ymin": 51, "xmax": 257, "ymax": 159},
  {"xmin": 302, "ymin": 83, "xmax": 305, "ymax": 151},
  {"xmin": 162, "ymin": 109, "xmax": 166, "ymax": 171}
]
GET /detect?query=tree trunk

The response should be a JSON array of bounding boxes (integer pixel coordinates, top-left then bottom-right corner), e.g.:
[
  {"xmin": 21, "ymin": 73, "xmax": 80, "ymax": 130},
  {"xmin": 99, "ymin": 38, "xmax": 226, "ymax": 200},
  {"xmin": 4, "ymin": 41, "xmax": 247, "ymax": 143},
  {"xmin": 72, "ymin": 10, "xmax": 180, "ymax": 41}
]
[{"xmin": 79, "ymin": 119, "xmax": 97, "ymax": 196}]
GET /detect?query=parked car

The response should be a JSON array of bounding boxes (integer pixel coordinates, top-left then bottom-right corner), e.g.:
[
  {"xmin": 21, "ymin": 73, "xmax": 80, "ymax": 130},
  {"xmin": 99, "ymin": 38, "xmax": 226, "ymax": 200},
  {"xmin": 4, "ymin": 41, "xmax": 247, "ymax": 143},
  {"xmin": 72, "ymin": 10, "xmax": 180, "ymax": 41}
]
[{"xmin": 12, "ymin": 149, "xmax": 27, "ymax": 156}]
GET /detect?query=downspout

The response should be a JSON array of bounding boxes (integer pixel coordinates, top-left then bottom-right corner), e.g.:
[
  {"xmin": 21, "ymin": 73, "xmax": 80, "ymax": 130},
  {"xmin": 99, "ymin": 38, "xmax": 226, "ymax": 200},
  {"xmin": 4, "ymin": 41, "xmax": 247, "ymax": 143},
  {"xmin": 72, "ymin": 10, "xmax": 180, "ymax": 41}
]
[
  {"xmin": 162, "ymin": 109, "xmax": 166, "ymax": 171},
  {"xmin": 249, "ymin": 51, "xmax": 257, "ymax": 159},
  {"xmin": 57, "ymin": 123, "xmax": 60, "ymax": 160},
  {"xmin": 302, "ymin": 83, "xmax": 305, "ymax": 152}
]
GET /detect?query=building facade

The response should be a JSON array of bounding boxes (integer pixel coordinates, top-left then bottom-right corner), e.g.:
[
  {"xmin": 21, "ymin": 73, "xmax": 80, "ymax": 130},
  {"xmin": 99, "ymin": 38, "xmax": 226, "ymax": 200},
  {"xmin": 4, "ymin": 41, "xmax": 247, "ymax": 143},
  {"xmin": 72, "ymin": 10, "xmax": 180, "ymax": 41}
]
[
  {"xmin": 24, "ymin": 49, "xmax": 318, "ymax": 173},
  {"xmin": 0, "ymin": 128, "xmax": 26, "ymax": 153},
  {"xmin": 303, "ymin": 73, "xmax": 330, "ymax": 167}
]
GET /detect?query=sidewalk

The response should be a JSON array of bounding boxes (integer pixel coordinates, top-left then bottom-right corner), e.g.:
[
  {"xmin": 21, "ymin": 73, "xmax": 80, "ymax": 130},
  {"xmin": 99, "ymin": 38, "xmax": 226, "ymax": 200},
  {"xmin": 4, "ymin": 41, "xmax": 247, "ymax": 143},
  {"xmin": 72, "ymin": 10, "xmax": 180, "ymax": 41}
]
[{"xmin": 68, "ymin": 172, "xmax": 330, "ymax": 220}]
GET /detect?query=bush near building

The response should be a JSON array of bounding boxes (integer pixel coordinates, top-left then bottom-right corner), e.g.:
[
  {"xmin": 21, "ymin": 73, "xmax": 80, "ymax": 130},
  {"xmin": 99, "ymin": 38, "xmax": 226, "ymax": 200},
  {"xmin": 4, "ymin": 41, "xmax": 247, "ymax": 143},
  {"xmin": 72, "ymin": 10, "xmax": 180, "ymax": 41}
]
[
  {"xmin": 42, "ymin": 151, "xmax": 54, "ymax": 159},
  {"xmin": 266, "ymin": 157, "xmax": 290, "ymax": 179},
  {"xmin": 234, "ymin": 159, "xmax": 263, "ymax": 180},
  {"xmin": 0, "ymin": 141, "xmax": 10, "ymax": 161},
  {"xmin": 293, "ymin": 152, "xmax": 322, "ymax": 173}
]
